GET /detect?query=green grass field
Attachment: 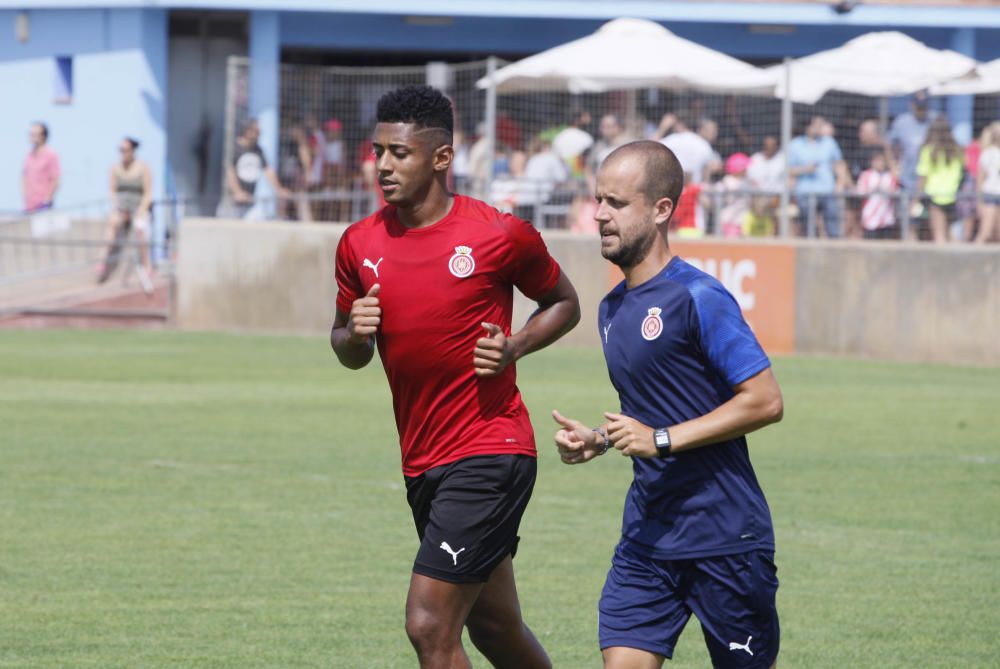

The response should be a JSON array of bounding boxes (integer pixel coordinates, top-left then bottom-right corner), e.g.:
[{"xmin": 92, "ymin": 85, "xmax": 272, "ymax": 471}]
[{"xmin": 1, "ymin": 329, "xmax": 998, "ymax": 668}]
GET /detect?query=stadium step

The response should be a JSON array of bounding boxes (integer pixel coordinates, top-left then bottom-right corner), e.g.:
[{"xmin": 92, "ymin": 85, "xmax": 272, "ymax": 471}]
[{"xmin": 0, "ymin": 275, "xmax": 171, "ymax": 330}]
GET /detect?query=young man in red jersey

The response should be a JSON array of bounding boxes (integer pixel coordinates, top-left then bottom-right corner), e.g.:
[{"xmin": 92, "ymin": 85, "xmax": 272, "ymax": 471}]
[{"xmin": 331, "ymin": 85, "xmax": 580, "ymax": 668}]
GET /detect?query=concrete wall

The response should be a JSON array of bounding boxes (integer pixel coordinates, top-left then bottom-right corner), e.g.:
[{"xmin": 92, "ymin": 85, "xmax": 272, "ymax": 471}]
[
  {"xmin": 176, "ymin": 218, "xmax": 342, "ymax": 335},
  {"xmin": 177, "ymin": 218, "xmax": 999, "ymax": 366},
  {"xmin": 795, "ymin": 243, "xmax": 1000, "ymax": 365},
  {"xmin": 0, "ymin": 8, "xmax": 167, "ymax": 213},
  {"xmin": 176, "ymin": 218, "xmax": 610, "ymax": 343}
]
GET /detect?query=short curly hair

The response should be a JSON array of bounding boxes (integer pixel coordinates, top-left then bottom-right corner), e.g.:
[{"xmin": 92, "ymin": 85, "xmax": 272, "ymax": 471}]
[{"xmin": 376, "ymin": 85, "xmax": 454, "ymax": 135}]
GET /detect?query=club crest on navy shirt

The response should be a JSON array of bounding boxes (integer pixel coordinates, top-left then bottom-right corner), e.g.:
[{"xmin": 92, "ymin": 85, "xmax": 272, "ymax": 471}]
[
  {"xmin": 448, "ymin": 245, "xmax": 475, "ymax": 278},
  {"xmin": 641, "ymin": 306, "xmax": 663, "ymax": 341}
]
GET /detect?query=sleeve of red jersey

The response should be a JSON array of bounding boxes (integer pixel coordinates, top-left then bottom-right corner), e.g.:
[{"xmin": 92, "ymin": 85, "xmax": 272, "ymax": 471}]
[
  {"xmin": 503, "ymin": 215, "xmax": 561, "ymax": 300},
  {"xmin": 334, "ymin": 229, "xmax": 362, "ymax": 314}
]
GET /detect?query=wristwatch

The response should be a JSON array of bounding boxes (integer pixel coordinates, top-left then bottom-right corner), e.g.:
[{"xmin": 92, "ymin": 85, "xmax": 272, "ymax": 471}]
[
  {"xmin": 653, "ymin": 428, "xmax": 672, "ymax": 458},
  {"xmin": 593, "ymin": 427, "xmax": 610, "ymax": 455}
]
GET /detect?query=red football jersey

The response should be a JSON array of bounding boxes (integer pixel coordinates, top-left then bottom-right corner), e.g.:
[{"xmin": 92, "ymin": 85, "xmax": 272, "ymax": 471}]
[{"xmin": 335, "ymin": 194, "xmax": 562, "ymax": 477}]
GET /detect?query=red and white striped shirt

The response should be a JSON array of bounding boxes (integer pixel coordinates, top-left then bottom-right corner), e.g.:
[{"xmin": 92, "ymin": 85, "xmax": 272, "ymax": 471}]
[{"xmin": 857, "ymin": 169, "xmax": 898, "ymax": 231}]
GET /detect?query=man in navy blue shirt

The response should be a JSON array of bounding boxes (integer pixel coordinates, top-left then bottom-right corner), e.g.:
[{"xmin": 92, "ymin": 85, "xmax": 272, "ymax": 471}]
[{"xmin": 553, "ymin": 140, "xmax": 784, "ymax": 669}]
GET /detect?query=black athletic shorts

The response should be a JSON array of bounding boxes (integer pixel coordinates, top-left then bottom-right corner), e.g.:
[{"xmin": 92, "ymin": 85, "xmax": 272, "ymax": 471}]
[{"xmin": 404, "ymin": 454, "xmax": 537, "ymax": 584}]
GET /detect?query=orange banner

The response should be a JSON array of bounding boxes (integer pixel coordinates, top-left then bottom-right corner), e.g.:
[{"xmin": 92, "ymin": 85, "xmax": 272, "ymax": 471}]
[{"xmin": 607, "ymin": 242, "xmax": 796, "ymax": 354}]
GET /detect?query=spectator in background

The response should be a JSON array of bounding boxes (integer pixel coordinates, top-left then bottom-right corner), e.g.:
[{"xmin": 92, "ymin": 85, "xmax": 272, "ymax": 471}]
[
  {"xmin": 490, "ymin": 137, "xmax": 566, "ymax": 224},
  {"xmin": 842, "ymin": 120, "xmax": 891, "ymax": 238},
  {"xmin": 587, "ymin": 114, "xmax": 630, "ymax": 187},
  {"xmin": 451, "ymin": 127, "xmax": 471, "ymax": 192},
  {"xmin": 715, "ymin": 95, "xmax": 754, "ymax": 158},
  {"xmin": 847, "ymin": 120, "xmax": 890, "ymax": 181},
  {"xmin": 552, "ymin": 108, "xmax": 594, "ymax": 179},
  {"xmin": 658, "ymin": 115, "xmax": 721, "ymax": 233},
  {"xmin": 788, "ymin": 116, "xmax": 848, "ymax": 237},
  {"xmin": 698, "ymin": 117, "xmax": 724, "ymax": 182},
  {"xmin": 22, "ymin": 122, "xmax": 60, "ymax": 213},
  {"xmin": 747, "ymin": 135, "xmax": 785, "ymax": 230},
  {"xmin": 830, "ymin": 119, "xmax": 887, "ymax": 237},
  {"xmin": 283, "ymin": 123, "xmax": 314, "ymax": 222},
  {"xmin": 916, "ymin": 116, "xmax": 964, "ymax": 244},
  {"xmin": 322, "ymin": 118, "xmax": 346, "ymax": 186},
  {"xmin": 670, "ymin": 172, "xmax": 709, "ymax": 238},
  {"xmin": 489, "ymin": 150, "xmax": 521, "ymax": 213},
  {"xmin": 889, "ymin": 90, "xmax": 935, "ymax": 194},
  {"xmin": 956, "ymin": 125, "xmax": 982, "ymax": 242},
  {"xmin": 975, "ymin": 122, "xmax": 1000, "ymax": 244},
  {"xmin": 97, "ymin": 136, "xmax": 153, "ymax": 281},
  {"xmin": 223, "ymin": 119, "xmax": 290, "ymax": 221},
  {"xmin": 304, "ymin": 114, "xmax": 326, "ymax": 191},
  {"xmin": 466, "ymin": 122, "xmax": 491, "ymax": 199},
  {"xmin": 747, "ymin": 136, "xmax": 786, "ymax": 194},
  {"xmin": 300, "ymin": 115, "xmax": 331, "ymax": 220},
  {"xmin": 856, "ymin": 149, "xmax": 900, "ymax": 239},
  {"xmin": 655, "ymin": 114, "xmax": 714, "ymax": 184},
  {"xmin": 495, "ymin": 113, "xmax": 524, "ymax": 159},
  {"xmin": 716, "ymin": 152, "xmax": 753, "ymax": 238},
  {"xmin": 521, "ymin": 136, "xmax": 570, "ymax": 225}
]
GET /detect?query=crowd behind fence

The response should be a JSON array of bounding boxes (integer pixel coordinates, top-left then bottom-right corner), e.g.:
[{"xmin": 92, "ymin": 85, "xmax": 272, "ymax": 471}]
[{"xmin": 222, "ymin": 57, "xmax": 1000, "ymax": 243}]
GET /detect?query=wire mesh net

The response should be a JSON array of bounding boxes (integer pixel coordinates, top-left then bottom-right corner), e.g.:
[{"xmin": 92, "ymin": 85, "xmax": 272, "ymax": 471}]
[
  {"xmin": 223, "ymin": 58, "xmax": 490, "ymax": 223},
  {"xmin": 222, "ymin": 55, "xmax": 1000, "ymax": 242}
]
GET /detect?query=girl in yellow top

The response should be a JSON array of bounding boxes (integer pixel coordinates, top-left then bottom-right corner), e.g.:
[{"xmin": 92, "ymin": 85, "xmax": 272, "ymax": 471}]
[{"xmin": 916, "ymin": 117, "xmax": 964, "ymax": 244}]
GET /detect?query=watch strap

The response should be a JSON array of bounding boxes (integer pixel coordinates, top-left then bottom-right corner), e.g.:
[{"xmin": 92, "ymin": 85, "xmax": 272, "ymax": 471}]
[{"xmin": 654, "ymin": 428, "xmax": 672, "ymax": 458}]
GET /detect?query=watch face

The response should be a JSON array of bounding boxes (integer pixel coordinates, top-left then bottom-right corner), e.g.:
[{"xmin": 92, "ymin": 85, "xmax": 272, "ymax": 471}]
[{"xmin": 654, "ymin": 430, "xmax": 670, "ymax": 447}]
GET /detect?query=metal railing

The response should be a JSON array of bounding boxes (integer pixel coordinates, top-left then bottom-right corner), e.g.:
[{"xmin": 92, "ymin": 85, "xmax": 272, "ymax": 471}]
[
  {"xmin": 0, "ymin": 198, "xmax": 193, "ymax": 324},
  {"xmin": 0, "ymin": 198, "xmax": 187, "ymax": 288}
]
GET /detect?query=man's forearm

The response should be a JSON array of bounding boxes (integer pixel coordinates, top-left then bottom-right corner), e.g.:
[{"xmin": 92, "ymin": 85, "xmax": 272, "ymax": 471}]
[
  {"xmin": 331, "ymin": 326, "xmax": 376, "ymax": 369},
  {"xmin": 666, "ymin": 371, "xmax": 783, "ymax": 453},
  {"xmin": 509, "ymin": 297, "xmax": 580, "ymax": 363},
  {"xmin": 668, "ymin": 396, "xmax": 780, "ymax": 453}
]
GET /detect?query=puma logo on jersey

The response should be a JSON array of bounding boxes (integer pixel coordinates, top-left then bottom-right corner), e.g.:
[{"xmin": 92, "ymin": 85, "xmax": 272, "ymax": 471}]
[
  {"xmin": 363, "ymin": 257, "xmax": 384, "ymax": 278},
  {"xmin": 729, "ymin": 635, "xmax": 753, "ymax": 656},
  {"xmin": 439, "ymin": 541, "xmax": 466, "ymax": 566}
]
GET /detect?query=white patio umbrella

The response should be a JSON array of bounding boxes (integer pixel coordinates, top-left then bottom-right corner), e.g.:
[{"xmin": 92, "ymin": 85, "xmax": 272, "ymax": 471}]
[
  {"xmin": 768, "ymin": 31, "xmax": 978, "ymax": 104},
  {"xmin": 932, "ymin": 58, "xmax": 1000, "ymax": 95},
  {"xmin": 475, "ymin": 18, "xmax": 775, "ymax": 95}
]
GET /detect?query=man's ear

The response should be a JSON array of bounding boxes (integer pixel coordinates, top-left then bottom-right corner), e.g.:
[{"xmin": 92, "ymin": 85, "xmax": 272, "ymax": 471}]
[
  {"xmin": 654, "ymin": 196, "xmax": 675, "ymax": 226},
  {"xmin": 433, "ymin": 143, "xmax": 454, "ymax": 173}
]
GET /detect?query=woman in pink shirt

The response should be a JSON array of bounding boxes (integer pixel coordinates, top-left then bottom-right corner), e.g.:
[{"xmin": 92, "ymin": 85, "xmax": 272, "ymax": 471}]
[{"xmin": 22, "ymin": 122, "xmax": 60, "ymax": 212}]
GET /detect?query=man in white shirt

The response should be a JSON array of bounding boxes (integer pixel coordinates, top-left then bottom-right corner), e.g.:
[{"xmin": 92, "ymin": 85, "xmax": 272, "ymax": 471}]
[
  {"xmin": 656, "ymin": 114, "xmax": 714, "ymax": 183},
  {"xmin": 552, "ymin": 108, "xmax": 594, "ymax": 176},
  {"xmin": 747, "ymin": 136, "xmax": 785, "ymax": 194}
]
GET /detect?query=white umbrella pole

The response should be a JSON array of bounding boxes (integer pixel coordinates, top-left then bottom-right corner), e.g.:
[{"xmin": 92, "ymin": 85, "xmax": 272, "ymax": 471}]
[
  {"xmin": 779, "ymin": 57, "xmax": 793, "ymax": 238},
  {"xmin": 878, "ymin": 96, "xmax": 889, "ymax": 136},
  {"xmin": 484, "ymin": 56, "xmax": 498, "ymax": 201}
]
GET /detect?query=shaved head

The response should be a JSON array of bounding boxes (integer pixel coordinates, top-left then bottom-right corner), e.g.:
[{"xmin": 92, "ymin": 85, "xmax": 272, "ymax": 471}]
[{"xmin": 603, "ymin": 141, "xmax": 684, "ymax": 216}]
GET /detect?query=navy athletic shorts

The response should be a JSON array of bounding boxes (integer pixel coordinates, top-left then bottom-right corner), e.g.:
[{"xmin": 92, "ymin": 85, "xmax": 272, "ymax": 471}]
[
  {"xmin": 599, "ymin": 542, "xmax": 780, "ymax": 668},
  {"xmin": 404, "ymin": 454, "xmax": 536, "ymax": 584}
]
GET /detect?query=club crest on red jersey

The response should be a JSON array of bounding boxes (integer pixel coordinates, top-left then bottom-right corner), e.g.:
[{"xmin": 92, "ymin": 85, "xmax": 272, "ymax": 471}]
[
  {"xmin": 641, "ymin": 307, "xmax": 663, "ymax": 341},
  {"xmin": 448, "ymin": 245, "xmax": 476, "ymax": 278}
]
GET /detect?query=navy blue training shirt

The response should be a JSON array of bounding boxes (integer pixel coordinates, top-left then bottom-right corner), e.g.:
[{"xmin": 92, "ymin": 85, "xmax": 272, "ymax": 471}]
[{"xmin": 599, "ymin": 256, "xmax": 774, "ymax": 560}]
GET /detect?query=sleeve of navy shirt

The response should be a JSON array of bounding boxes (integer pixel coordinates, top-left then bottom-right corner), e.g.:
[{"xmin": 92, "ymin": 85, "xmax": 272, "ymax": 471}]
[{"xmin": 687, "ymin": 277, "xmax": 771, "ymax": 388}]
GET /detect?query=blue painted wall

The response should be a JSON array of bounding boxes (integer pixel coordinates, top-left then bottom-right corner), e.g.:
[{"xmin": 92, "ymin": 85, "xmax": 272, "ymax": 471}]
[
  {"xmin": 277, "ymin": 12, "xmax": 1000, "ymax": 63},
  {"xmin": 0, "ymin": 8, "xmax": 167, "ymax": 213}
]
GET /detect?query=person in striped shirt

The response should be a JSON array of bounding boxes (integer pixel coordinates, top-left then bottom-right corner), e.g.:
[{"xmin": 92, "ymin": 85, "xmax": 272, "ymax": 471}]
[{"xmin": 856, "ymin": 149, "xmax": 900, "ymax": 239}]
